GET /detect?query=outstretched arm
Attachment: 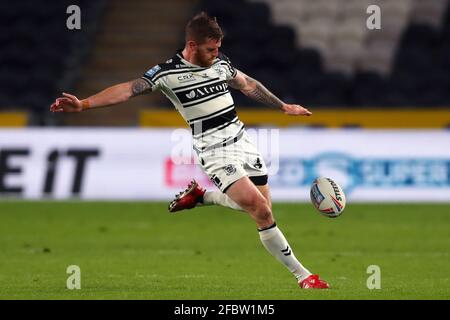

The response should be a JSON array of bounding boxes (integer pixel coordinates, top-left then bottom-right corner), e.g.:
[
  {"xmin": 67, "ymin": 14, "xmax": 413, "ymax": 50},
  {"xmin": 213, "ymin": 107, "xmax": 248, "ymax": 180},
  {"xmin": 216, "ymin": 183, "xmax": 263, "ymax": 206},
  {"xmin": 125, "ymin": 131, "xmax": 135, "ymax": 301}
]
[
  {"xmin": 50, "ymin": 78, "xmax": 152, "ymax": 113},
  {"xmin": 227, "ymin": 70, "xmax": 312, "ymax": 116}
]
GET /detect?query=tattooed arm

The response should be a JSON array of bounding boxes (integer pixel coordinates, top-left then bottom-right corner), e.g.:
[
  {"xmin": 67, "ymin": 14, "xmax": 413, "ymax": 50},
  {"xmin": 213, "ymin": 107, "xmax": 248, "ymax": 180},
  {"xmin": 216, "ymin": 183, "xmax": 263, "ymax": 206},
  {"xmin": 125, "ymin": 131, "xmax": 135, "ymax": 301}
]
[
  {"xmin": 50, "ymin": 78, "xmax": 153, "ymax": 113},
  {"xmin": 227, "ymin": 70, "xmax": 312, "ymax": 116}
]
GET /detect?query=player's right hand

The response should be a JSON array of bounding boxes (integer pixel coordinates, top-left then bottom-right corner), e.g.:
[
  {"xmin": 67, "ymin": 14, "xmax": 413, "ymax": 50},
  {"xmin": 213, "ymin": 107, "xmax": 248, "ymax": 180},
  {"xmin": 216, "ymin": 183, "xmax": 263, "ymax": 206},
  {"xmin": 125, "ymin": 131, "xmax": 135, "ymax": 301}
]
[{"xmin": 50, "ymin": 93, "xmax": 83, "ymax": 113}]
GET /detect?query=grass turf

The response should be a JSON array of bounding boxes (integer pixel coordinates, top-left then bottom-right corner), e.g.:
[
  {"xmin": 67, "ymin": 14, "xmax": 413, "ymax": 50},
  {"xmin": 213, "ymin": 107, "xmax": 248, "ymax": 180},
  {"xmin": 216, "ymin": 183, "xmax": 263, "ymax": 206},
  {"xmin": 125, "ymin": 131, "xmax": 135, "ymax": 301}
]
[{"xmin": 0, "ymin": 201, "xmax": 449, "ymax": 300}]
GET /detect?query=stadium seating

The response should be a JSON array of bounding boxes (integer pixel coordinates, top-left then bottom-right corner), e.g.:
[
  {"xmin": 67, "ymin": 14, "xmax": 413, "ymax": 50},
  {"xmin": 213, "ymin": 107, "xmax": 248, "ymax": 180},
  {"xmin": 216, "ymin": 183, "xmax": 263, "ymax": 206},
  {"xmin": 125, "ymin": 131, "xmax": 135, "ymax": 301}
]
[
  {"xmin": 0, "ymin": 0, "xmax": 106, "ymax": 124},
  {"xmin": 2, "ymin": 0, "xmax": 449, "ymax": 126},
  {"xmin": 200, "ymin": 0, "xmax": 450, "ymax": 107}
]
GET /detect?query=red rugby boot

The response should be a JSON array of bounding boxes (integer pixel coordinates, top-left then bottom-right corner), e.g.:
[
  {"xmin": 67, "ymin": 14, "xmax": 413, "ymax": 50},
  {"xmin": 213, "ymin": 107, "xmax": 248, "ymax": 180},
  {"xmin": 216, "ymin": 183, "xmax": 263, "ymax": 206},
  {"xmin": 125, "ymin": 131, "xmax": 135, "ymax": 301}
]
[
  {"xmin": 299, "ymin": 274, "xmax": 330, "ymax": 289},
  {"xmin": 168, "ymin": 180, "xmax": 206, "ymax": 213}
]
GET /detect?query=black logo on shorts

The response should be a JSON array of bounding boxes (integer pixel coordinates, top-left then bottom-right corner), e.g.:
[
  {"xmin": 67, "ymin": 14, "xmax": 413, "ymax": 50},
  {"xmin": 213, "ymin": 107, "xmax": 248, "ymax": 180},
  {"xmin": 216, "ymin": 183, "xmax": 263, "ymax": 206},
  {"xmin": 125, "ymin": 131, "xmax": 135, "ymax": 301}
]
[
  {"xmin": 223, "ymin": 164, "xmax": 236, "ymax": 176},
  {"xmin": 254, "ymin": 158, "xmax": 262, "ymax": 169},
  {"xmin": 211, "ymin": 175, "xmax": 222, "ymax": 188}
]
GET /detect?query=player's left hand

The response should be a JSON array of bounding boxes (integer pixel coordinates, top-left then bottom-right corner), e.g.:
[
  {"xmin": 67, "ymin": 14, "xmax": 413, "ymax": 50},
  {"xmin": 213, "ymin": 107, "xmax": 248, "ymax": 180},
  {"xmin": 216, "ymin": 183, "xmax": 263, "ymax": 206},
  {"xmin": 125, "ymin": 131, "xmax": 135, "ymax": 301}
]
[
  {"xmin": 49, "ymin": 93, "xmax": 83, "ymax": 113},
  {"xmin": 281, "ymin": 104, "xmax": 312, "ymax": 116}
]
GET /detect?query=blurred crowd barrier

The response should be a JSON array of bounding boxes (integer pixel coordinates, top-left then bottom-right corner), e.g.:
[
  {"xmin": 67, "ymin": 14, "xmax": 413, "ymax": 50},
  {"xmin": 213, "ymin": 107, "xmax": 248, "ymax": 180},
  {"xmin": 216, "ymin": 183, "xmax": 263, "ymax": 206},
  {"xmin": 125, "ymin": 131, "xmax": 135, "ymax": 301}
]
[
  {"xmin": 139, "ymin": 109, "xmax": 450, "ymax": 129},
  {"xmin": 2, "ymin": 108, "xmax": 450, "ymax": 128}
]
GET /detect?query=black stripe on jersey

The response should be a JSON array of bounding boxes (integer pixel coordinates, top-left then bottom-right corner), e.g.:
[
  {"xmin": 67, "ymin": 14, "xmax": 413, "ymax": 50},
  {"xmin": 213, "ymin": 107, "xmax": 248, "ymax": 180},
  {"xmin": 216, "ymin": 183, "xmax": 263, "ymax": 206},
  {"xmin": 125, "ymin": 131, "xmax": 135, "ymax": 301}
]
[
  {"xmin": 218, "ymin": 61, "xmax": 234, "ymax": 75},
  {"xmin": 141, "ymin": 76, "xmax": 156, "ymax": 87},
  {"xmin": 173, "ymin": 77, "xmax": 220, "ymax": 93},
  {"xmin": 190, "ymin": 108, "xmax": 237, "ymax": 134},
  {"xmin": 194, "ymin": 125, "xmax": 245, "ymax": 153},
  {"xmin": 188, "ymin": 104, "xmax": 235, "ymax": 123},
  {"xmin": 183, "ymin": 90, "xmax": 230, "ymax": 108},
  {"xmin": 176, "ymin": 79, "xmax": 229, "ymax": 105},
  {"xmin": 217, "ymin": 53, "xmax": 237, "ymax": 76},
  {"xmin": 193, "ymin": 116, "xmax": 240, "ymax": 138}
]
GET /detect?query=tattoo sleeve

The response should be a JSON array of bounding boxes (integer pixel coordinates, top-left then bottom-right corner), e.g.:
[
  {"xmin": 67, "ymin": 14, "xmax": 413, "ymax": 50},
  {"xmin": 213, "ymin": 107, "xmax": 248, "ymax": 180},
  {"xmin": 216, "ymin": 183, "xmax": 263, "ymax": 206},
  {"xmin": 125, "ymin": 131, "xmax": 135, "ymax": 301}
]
[
  {"xmin": 243, "ymin": 76, "xmax": 284, "ymax": 108},
  {"xmin": 227, "ymin": 77, "xmax": 246, "ymax": 90},
  {"xmin": 130, "ymin": 78, "xmax": 153, "ymax": 97}
]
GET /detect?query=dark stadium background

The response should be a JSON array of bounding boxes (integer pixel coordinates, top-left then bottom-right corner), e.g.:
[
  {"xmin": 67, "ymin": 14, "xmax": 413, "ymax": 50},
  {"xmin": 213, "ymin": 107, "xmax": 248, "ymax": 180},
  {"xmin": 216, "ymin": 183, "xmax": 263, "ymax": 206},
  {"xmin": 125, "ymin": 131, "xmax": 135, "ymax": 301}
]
[{"xmin": 1, "ymin": 0, "xmax": 449, "ymax": 127}]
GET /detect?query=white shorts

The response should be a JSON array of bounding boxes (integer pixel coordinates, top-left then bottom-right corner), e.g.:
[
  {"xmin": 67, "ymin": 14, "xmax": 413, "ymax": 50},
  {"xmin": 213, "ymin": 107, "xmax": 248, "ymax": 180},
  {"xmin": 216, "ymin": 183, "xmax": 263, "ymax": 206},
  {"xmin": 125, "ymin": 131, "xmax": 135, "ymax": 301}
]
[{"xmin": 196, "ymin": 130, "xmax": 268, "ymax": 193}]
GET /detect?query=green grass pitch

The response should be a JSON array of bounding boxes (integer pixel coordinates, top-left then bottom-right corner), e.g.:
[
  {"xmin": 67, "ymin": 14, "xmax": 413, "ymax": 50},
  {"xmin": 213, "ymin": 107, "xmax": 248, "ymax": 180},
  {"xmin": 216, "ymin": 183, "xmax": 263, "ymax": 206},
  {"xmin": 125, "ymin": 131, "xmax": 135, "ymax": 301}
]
[{"xmin": 0, "ymin": 201, "xmax": 449, "ymax": 300}]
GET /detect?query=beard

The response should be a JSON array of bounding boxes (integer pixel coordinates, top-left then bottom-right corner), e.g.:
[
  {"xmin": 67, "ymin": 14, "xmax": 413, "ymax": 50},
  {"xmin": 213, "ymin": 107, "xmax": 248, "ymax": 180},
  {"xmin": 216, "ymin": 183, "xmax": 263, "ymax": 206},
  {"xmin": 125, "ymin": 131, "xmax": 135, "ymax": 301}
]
[
  {"xmin": 195, "ymin": 53, "xmax": 215, "ymax": 67},
  {"xmin": 198, "ymin": 58, "xmax": 214, "ymax": 67}
]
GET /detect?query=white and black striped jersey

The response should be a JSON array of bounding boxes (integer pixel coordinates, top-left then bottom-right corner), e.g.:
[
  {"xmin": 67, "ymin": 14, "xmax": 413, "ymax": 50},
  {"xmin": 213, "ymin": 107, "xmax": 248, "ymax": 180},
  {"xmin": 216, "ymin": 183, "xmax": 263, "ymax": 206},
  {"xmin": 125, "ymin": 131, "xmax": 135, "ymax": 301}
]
[{"xmin": 141, "ymin": 51, "xmax": 244, "ymax": 152}]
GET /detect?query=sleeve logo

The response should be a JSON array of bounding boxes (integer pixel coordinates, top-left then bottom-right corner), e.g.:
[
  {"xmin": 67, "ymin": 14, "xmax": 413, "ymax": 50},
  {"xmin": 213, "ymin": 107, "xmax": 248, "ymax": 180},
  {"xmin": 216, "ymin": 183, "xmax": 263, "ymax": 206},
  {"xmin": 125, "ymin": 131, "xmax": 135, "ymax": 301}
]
[{"xmin": 145, "ymin": 65, "xmax": 161, "ymax": 78}]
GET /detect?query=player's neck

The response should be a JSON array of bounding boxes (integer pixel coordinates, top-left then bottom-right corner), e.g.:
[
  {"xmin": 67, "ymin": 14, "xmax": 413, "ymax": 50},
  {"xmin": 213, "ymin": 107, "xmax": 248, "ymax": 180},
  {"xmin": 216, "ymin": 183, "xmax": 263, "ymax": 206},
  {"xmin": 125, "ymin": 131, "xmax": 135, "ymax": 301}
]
[
  {"xmin": 181, "ymin": 48, "xmax": 201, "ymax": 67},
  {"xmin": 181, "ymin": 48, "xmax": 189, "ymax": 60}
]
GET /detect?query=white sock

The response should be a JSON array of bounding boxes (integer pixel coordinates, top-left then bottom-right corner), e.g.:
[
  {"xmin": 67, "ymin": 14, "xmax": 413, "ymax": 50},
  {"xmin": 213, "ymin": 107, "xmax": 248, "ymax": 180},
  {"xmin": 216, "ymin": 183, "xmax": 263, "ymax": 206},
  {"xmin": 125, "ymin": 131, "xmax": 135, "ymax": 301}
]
[
  {"xmin": 202, "ymin": 191, "xmax": 244, "ymax": 211},
  {"xmin": 259, "ymin": 223, "xmax": 312, "ymax": 282}
]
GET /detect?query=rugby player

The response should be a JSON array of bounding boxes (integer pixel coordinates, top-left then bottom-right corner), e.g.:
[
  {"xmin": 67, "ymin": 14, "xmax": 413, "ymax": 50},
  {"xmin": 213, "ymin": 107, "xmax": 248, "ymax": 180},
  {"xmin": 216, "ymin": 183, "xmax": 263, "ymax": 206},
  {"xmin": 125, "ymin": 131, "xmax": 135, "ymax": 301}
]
[{"xmin": 50, "ymin": 12, "xmax": 329, "ymax": 289}]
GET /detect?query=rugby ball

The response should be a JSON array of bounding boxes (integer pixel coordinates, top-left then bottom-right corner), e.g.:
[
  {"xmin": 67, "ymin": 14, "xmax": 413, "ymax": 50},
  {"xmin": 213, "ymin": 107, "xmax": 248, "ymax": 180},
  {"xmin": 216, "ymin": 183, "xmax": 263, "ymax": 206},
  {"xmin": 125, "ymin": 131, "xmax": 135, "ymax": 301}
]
[{"xmin": 310, "ymin": 177, "xmax": 346, "ymax": 218}]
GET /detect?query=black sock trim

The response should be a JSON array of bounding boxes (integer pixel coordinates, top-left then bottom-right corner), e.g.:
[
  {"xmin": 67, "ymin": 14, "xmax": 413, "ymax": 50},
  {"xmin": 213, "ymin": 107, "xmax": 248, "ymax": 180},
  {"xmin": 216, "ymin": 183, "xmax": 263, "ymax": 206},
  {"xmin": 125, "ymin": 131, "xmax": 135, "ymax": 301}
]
[{"xmin": 258, "ymin": 222, "xmax": 277, "ymax": 232}]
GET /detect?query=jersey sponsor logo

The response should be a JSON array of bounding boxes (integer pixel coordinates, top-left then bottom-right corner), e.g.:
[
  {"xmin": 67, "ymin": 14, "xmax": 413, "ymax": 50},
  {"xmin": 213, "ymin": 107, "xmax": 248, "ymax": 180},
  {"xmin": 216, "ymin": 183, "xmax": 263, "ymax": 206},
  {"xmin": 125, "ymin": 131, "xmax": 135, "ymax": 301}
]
[
  {"xmin": 186, "ymin": 91, "xmax": 196, "ymax": 99},
  {"xmin": 177, "ymin": 74, "xmax": 195, "ymax": 83},
  {"xmin": 145, "ymin": 65, "xmax": 161, "ymax": 78},
  {"xmin": 182, "ymin": 82, "xmax": 228, "ymax": 102}
]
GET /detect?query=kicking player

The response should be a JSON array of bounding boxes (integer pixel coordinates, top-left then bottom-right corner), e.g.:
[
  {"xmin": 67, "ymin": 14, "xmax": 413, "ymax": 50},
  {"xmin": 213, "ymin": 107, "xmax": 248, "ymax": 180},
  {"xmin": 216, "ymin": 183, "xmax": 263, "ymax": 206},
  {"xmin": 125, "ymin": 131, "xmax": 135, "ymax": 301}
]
[{"xmin": 50, "ymin": 12, "xmax": 329, "ymax": 289}]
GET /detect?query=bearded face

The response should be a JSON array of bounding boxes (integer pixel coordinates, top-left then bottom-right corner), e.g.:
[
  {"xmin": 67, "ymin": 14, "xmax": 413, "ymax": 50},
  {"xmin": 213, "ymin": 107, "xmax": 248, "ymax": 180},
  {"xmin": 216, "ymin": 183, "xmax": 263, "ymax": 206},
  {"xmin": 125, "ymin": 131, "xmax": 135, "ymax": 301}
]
[{"xmin": 193, "ymin": 38, "xmax": 221, "ymax": 67}]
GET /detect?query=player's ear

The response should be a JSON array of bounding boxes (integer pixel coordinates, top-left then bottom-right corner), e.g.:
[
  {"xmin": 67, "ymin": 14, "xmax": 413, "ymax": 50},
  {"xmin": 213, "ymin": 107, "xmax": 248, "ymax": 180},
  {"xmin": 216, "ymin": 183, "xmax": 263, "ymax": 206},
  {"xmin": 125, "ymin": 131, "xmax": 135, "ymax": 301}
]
[{"xmin": 187, "ymin": 40, "xmax": 197, "ymax": 51}]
